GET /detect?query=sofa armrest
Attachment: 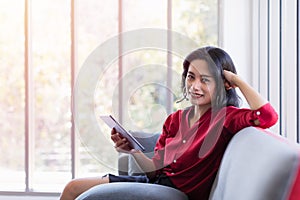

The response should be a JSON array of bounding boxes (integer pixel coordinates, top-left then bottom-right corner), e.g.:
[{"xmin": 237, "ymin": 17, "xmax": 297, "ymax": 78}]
[
  {"xmin": 209, "ymin": 127, "xmax": 300, "ymax": 200},
  {"xmin": 118, "ymin": 131, "xmax": 160, "ymax": 176},
  {"xmin": 118, "ymin": 153, "xmax": 129, "ymax": 175}
]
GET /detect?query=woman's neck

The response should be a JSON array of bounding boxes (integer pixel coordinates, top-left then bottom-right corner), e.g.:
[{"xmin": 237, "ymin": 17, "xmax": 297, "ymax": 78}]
[
  {"xmin": 189, "ymin": 105, "xmax": 211, "ymax": 127},
  {"xmin": 194, "ymin": 105, "xmax": 211, "ymax": 118}
]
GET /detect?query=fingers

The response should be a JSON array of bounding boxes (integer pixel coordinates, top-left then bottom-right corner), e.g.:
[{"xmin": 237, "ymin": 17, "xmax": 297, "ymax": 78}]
[
  {"xmin": 224, "ymin": 81, "xmax": 232, "ymax": 90},
  {"xmin": 110, "ymin": 128, "xmax": 132, "ymax": 153},
  {"xmin": 223, "ymin": 70, "xmax": 238, "ymax": 89},
  {"xmin": 115, "ymin": 140, "xmax": 131, "ymax": 152},
  {"xmin": 111, "ymin": 128, "xmax": 122, "ymax": 143},
  {"xmin": 114, "ymin": 139, "xmax": 132, "ymax": 153},
  {"xmin": 223, "ymin": 70, "xmax": 232, "ymax": 80},
  {"xmin": 115, "ymin": 137, "xmax": 128, "ymax": 148},
  {"xmin": 223, "ymin": 70, "xmax": 232, "ymax": 90}
]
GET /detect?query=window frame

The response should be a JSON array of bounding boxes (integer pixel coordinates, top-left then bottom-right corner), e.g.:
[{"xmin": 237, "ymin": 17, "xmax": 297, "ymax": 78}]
[{"xmin": 0, "ymin": 0, "xmax": 221, "ymax": 196}]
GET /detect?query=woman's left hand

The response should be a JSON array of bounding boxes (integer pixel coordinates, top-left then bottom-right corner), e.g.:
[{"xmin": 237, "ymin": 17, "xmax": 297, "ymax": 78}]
[{"xmin": 223, "ymin": 70, "xmax": 239, "ymax": 89}]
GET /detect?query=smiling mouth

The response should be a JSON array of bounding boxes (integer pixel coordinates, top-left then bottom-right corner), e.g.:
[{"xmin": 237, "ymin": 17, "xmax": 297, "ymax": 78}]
[{"xmin": 190, "ymin": 92, "xmax": 204, "ymax": 98}]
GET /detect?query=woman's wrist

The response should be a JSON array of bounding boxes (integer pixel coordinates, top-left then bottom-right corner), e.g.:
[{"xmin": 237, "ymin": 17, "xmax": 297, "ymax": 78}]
[{"xmin": 130, "ymin": 149, "xmax": 142, "ymax": 154}]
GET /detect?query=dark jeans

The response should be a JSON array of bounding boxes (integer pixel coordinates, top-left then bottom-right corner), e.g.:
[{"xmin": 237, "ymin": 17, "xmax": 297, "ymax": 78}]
[{"xmin": 106, "ymin": 173, "xmax": 177, "ymax": 189}]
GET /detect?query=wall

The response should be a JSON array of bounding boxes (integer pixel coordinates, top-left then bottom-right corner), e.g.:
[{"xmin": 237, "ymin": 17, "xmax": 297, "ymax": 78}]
[{"xmin": 219, "ymin": 0, "xmax": 252, "ymax": 84}]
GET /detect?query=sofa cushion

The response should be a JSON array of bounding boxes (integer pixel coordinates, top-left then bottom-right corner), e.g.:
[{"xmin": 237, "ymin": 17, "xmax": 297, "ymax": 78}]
[
  {"xmin": 76, "ymin": 182, "xmax": 189, "ymax": 200},
  {"xmin": 209, "ymin": 127, "xmax": 300, "ymax": 200}
]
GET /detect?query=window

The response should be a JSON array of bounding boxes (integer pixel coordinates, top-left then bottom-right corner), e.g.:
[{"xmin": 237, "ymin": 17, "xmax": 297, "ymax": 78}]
[
  {"xmin": 252, "ymin": 0, "xmax": 300, "ymax": 143},
  {"xmin": 0, "ymin": 0, "xmax": 218, "ymax": 195}
]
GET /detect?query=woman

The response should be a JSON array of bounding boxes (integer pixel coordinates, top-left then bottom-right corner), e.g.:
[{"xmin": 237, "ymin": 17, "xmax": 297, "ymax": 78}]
[{"xmin": 60, "ymin": 46, "xmax": 278, "ymax": 200}]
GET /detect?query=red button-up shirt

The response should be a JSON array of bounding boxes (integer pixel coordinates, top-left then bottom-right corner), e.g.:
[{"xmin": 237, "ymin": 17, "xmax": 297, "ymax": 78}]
[{"xmin": 152, "ymin": 103, "xmax": 278, "ymax": 200}]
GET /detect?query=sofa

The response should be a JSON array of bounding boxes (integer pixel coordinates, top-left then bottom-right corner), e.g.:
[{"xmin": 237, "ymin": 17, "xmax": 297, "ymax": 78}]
[{"xmin": 76, "ymin": 127, "xmax": 300, "ymax": 200}]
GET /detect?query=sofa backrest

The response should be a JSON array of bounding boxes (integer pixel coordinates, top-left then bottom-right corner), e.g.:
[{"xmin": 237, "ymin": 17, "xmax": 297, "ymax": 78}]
[{"xmin": 209, "ymin": 127, "xmax": 300, "ymax": 200}]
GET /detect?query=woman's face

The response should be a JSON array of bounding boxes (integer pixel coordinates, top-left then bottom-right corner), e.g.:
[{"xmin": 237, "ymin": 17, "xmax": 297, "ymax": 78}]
[{"xmin": 185, "ymin": 59, "xmax": 216, "ymax": 107}]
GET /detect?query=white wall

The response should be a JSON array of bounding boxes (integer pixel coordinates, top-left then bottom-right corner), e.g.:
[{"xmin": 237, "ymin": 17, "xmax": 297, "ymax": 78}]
[
  {"xmin": 219, "ymin": 0, "xmax": 253, "ymax": 108},
  {"xmin": 219, "ymin": 0, "xmax": 253, "ymax": 85}
]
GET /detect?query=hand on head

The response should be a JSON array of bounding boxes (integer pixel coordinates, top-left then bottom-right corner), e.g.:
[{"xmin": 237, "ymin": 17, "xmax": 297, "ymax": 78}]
[{"xmin": 223, "ymin": 70, "xmax": 239, "ymax": 90}]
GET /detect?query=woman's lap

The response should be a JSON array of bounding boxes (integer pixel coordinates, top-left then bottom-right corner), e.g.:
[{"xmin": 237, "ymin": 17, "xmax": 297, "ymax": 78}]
[{"xmin": 106, "ymin": 173, "xmax": 177, "ymax": 189}]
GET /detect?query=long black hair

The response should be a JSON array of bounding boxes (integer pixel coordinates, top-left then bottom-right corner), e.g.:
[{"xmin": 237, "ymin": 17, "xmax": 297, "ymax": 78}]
[{"xmin": 181, "ymin": 46, "xmax": 241, "ymax": 108}]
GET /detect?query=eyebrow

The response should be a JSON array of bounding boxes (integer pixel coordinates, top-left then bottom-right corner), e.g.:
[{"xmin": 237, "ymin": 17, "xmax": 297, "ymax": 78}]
[{"xmin": 187, "ymin": 71, "xmax": 212, "ymax": 78}]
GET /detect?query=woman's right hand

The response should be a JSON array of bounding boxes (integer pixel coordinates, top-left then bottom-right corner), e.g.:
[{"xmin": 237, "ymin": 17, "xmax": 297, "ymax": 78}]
[{"xmin": 111, "ymin": 128, "xmax": 136, "ymax": 153}]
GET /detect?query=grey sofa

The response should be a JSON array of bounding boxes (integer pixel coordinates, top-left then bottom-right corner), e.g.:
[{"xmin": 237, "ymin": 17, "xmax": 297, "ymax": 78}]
[{"xmin": 76, "ymin": 127, "xmax": 300, "ymax": 200}]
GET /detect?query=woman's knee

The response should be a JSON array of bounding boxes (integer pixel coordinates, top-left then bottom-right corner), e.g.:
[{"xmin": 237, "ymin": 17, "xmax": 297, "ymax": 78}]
[
  {"xmin": 60, "ymin": 176, "xmax": 109, "ymax": 200},
  {"xmin": 62, "ymin": 179, "xmax": 82, "ymax": 198}
]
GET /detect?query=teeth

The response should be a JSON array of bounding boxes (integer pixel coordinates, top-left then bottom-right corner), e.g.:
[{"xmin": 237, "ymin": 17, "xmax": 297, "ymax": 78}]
[{"xmin": 191, "ymin": 93, "xmax": 203, "ymax": 97}]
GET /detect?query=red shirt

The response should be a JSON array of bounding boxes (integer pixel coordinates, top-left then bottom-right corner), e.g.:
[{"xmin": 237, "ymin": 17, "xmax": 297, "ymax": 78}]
[{"xmin": 152, "ymin": 103, "xmax": 278, "ymax": 200}]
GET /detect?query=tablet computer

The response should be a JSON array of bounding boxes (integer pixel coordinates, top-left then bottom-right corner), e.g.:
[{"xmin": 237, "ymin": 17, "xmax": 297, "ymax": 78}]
[{"xmin": 100, "ymin": 115, "xmax": 145, "ymax": 151}]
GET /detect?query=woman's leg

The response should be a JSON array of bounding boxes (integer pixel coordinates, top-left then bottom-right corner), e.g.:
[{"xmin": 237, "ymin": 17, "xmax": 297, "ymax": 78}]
[{"xmin": 60, "ymin": 176, "xmax": 109, "ymax": 200}]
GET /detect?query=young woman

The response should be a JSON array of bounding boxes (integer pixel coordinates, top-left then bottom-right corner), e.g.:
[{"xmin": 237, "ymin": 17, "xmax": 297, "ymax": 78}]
[{"xmin": 60, "ymin": 46, "xmax": 278, "ymax": 200}]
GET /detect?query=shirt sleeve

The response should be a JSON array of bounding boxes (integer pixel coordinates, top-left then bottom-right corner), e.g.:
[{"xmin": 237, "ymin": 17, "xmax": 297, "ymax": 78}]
[
  {"xmin": 224, "ymin": 102, "xmax": 278, "ymax": 133},
  {"xmin": 251, "ymin": 102, "xmax": 278, "ymax": 128},
  {"xmin": 151, "ymin": 111, "xmax": 181, "ymax": 171},
  {"xmin": 151, "ymin": 125, "xmax": 167, "ymax": 171}
]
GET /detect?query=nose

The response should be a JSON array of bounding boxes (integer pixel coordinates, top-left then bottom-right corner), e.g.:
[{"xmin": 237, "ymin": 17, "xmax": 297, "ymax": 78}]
[{"xmin": 190, "ymin": 79, "xmax": 203, "ymax": 91}]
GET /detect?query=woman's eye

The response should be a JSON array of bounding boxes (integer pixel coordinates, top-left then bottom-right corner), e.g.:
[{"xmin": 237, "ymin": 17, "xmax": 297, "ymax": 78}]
[
  {"xmin": 201, "ymin": 78, "xmax": 209, "ymax": 83},
  {"xmin": 187, "ymin": 75, "xmax": 194, "ymax": 80}
]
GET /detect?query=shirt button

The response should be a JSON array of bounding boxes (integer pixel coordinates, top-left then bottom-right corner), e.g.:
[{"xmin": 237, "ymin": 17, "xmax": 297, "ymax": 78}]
[
  {"xmin": 256, "ymin": 111, "xmax": 261, "ymax": 115},
  {"xmin": 173, "ymin": 159, "xmax": 177, "ymax": 163},
  {"xmin": 182, "ymin": 140, "xmax": 186, "ymax": 144}
]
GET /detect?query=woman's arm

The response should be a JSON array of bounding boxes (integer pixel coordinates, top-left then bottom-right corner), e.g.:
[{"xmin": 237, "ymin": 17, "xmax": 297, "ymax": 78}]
[
  {"xmin": 223, "ymin": 70, "xmax": 270, "ymax": 125},
  {"xmin": 223, "ymin": 70, "xmax": 267, "ymax": 110},
  {"xmin": 131, "ymin": 151, "xmax": 157, "ymax": 178}
]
